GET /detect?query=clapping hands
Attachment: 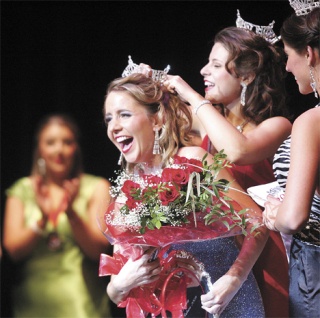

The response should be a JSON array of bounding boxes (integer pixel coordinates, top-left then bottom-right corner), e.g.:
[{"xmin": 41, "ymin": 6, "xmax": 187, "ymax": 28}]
[{"xmin": 33, "ymin": 176, "xmax": 80, "ymax": 218}]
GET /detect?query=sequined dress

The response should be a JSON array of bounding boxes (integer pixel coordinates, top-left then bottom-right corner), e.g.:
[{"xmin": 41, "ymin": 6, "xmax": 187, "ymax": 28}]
[
  {"xmin": 172, "ymin": 238, "xmax": 265, "ymax": 318},
  {"xmin": 201, "ymin": 135, "xmax": 289, "ymax": 318}
]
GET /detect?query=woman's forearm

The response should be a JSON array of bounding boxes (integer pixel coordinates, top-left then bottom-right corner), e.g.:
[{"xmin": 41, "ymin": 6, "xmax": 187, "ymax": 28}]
[
  {"xmin": 107, "ymin": 276, "xmax": 131, "ymax": 304},
  {"xmin": 227, "ymin": 227, "xmax": 269, "ymax": 283}
]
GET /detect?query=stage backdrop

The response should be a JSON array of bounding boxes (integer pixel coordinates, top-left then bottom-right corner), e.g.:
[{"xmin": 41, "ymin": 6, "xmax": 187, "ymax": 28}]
[{"xmin": 1, "ymin": 1, "xmax": 317, "ymax": 317}]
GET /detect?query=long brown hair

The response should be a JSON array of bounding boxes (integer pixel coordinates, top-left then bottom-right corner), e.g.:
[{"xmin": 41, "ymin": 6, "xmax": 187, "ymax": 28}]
[
  {"xmin": 214, "ymin": 27, "xmax": 289, "ymax": 124},
  {"xmin": 280, "ymin": 7, "xmax": 319, "ymax": 54},
  {"xmin": 31, "ymin": 113, "xmax": 83, "ymax": 178}
]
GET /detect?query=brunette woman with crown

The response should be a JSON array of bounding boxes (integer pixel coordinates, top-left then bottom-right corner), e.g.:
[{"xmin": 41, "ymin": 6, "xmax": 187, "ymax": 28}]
[
  {"xmin": 263, "ymin": 3, "xmax": 320, "ymax": 317},
  {"xmin": 160, "ymin": 16, "xmax": 291, "ymax": 317}
]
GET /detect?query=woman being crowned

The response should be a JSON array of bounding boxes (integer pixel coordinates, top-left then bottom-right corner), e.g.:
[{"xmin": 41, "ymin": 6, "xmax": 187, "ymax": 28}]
[{"xmin": 100, "ymin": 56, "xmax": 268, "ymax": 318}]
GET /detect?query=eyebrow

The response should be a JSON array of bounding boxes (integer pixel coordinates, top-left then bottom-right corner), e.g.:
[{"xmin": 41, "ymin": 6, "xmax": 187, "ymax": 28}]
[{"xmin": 210, "ymin": 57, "xmax": 223, "ymax": 63}]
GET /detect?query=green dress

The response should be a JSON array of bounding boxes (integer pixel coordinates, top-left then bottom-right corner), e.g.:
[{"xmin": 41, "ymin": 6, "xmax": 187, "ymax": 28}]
[{"xmin": 6, "ymin": 174, "xmax": 111, "ymax": 318}]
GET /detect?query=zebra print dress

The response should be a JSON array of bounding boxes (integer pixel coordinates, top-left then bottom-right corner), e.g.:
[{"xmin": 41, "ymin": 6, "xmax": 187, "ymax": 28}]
[{"xmin": 273, "ymin": 106, "xmax": 320, "ymax": 247}]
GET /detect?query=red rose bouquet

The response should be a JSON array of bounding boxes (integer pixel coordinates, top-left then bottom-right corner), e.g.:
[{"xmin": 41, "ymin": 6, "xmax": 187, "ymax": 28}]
[{"xmin": 99, "ymin": 151, "xmax": 262, "ymax": 317}]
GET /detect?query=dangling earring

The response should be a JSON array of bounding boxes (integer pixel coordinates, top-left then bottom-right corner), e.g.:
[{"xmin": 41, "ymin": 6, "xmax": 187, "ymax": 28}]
[
  {"xmin": 240, "ymin": 82, "xmax": 247, "ymax": 106},
  {"xmin": 118, "ymin": 152, "xmax": 123, "ymax": 165},
  {"xmin": 153, "ymin": 127, "xmax": 161, "ymax": 155},
  {"xmin": 37, "ymin": 158, "xmax": 46, "ymax": 176},
  {"xmin": 309, "ymin": 66, "xmax": 318, "ymax": 98}
]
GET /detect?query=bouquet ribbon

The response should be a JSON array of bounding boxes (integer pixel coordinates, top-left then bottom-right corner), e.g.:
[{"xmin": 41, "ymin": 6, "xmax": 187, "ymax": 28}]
[{"xmin": 99, "ymin": 246, "xmax": 202, "ymax": 318}]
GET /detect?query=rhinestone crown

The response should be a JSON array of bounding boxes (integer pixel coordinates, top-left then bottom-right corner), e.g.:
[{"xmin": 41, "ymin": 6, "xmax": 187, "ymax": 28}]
[
  {"xmin": 122, "ymin": 55, "xmax": 170, "ymax": 82},
  {"xmin": 236, "ymin": 10, "xmax": 281, "ymax": 44},
  {"xmin": 289, "ymin": 0, "xmax": 320, "ymax": 16}
]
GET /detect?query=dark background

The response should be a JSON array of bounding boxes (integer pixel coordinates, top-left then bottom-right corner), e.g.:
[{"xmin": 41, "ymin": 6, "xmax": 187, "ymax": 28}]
[{"xmin": 1, "ymin": 1, "xmax": 317, "ymax": 317}]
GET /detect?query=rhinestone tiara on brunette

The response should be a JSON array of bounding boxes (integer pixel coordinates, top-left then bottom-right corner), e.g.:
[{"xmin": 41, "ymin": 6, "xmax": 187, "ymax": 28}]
[
  {"xmin": 236, "ymin": 9, "xmax": 281, "ymax": 44},
  {"xmin": 289, "ymin": 0, "xmax": 320, "ymax": 16},
  {"xmin": 122, "ymin": 55, "xmax": 171, "ymax": 82}
]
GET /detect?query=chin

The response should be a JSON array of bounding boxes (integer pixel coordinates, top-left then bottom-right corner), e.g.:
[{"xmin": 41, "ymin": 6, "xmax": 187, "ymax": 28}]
[{"xmin": 299, "ymin": 88, "xmax": 313, "ymax": 95}]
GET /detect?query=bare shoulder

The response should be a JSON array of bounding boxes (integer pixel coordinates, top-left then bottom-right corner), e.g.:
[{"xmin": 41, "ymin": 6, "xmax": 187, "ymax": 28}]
[
  {"xmin": 294, "ymin": 107, "xmax": 320, "ymax": 127},
  {"xmin": 96, "ymin": 178, "xmax": 111, "ymax": 190},
  {"xmin": 291, "ymin": 108, "xmax": 320, "ymax": 143},
  {"xmin": 177, "ymin": 146, "xmax": 207, "ymax": 160},
  {"xmin": 259, "ymin": 116, "xmax": 292, "ymax": 130},
  {"xmin": 292, "ymin": 108, "xmax": 320, "ymax": 135},
  {"xmin": 245, "ymin": 116, "xmax": 292, "ymax": 140},
  {"xmin": 91, "ymin": 177, "xmax": 111, "ymax": 196}
]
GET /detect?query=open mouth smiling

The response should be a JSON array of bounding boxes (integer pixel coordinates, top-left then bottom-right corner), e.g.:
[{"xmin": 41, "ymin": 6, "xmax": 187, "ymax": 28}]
[
  {"xmin": 116, "ymin": 136, "xmax": 133, "ymax": 152},
  {"xmin": 204, "ymin": 81, "xmax": 215, "ymax": 88}
]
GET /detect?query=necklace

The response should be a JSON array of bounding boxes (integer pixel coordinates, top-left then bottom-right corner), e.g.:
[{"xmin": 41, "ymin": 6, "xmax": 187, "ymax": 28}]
[{"xmin": 236, "ymin": 119, "xmax": 249, "ymax": 133}]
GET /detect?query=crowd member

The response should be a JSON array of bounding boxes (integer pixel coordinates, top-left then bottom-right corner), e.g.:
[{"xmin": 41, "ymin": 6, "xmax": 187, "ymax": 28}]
[
  {"xmin": 263, "ymin": 6, "xmax": 320, "ymax": 318},
  {"xmin": 103, "ymin": 72, "xmax": 269, "ymax": 317},
  {"xmin": 147, "ymin": 23, "xmax": 291, "ymax": 317},
  {"xmin": 3, "ymin": 113, "xmax": 112, "ymax": 317}
]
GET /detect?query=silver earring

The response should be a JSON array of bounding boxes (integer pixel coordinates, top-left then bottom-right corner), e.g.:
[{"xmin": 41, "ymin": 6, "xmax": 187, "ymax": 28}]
[
  {"xmin": 153, "ymin": 127, "xmax": 161, "ymax": 155},
  {"xmin": 37, "ymin": 158, "xmax": 46, "ymax": 176},
  {"xmin": 118, "ymin": 152, "xmax": 123, "ymax": 165},
  {"xmin": 240, "ymin": 82, "xmax": 247, "ymax": 106},
  {"xmin": 309, "ymin": 66, "xmax": 318, "ymax": 98}
]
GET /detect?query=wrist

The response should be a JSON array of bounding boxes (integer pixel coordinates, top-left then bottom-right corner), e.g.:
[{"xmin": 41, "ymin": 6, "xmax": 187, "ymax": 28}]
[
  {"xmin": 107, "ymin": 281, "xmax": 130, "ymax": 303},
  {"xmin": 30, "ymin": 220, "xmax": 46, "ymax": 236},
  {"xmin": 38, "ymin": 216, "xmax": 47, "ymax": 228},
  {"xmin": 227, "ymin": 260, "xmax": 249, "ymax": 284},
  {"xmin": 193, "ymin": 99, "xmax": 212, "ymax": 115}
]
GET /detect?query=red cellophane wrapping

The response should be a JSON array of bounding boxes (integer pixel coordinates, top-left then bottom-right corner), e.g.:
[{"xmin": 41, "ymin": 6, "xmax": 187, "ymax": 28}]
[{"xmin": 99, "ymin": 198, "xmax": 249, "ymax": 318}]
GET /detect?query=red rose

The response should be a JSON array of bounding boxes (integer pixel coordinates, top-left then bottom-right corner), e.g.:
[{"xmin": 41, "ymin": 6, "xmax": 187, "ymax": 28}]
[
  {"xmin": 158, "ymin": 184, "xmax": 180, "ymax": 206},
  {"xmin": 121, "ymin": 180, "xmax": 140, "ymax": 198},
  {"xmin": 186, "ymin": 158, "xmax": 203, "ymax": 173},
  {"xmin": 161, "ymin": 167, "xmax": 190, "ymax": 185},
  {"xmin": 126, "ymin": 197, "xmax": 141, "ymax": 209},
  {"xmin": 173, "ymin": 155, "xmax": 202, "ymax": 173},
  {"xmin": 173, "ymin": 155, "xmax": 188, "ymax": 165},
  {"xmin": 143, "ymin": 174, "xmax": 162, "ymax": 184}
]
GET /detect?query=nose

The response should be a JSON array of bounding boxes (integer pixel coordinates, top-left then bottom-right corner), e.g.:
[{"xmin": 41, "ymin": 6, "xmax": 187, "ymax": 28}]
[
  {"xmin": 200, "ymin": 63, "xmax": 209, "ymax": 77},
  {"xmin": 52, "ymin": 141, "xmax": 64, "ymax": 155},
  {"xmin": 285, "ymin": 62, "xmax": 291, "ymax": 73},
  {"xmin": 107, "ymin": 117, "xmax": 122, "ymax": 135},
  {"xmin": 53, "ymin": 141, "xmax": 64, "ymax": 154}
]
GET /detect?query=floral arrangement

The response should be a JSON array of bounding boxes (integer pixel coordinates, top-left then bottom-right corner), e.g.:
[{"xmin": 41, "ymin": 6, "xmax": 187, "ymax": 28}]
[
  {"xmin": 104, "ymin": 151, "xmax": 261, "ymax": 245},
  {"xmin": 99, "ymin": 151, "xmax": 263, "ymax": 318}
]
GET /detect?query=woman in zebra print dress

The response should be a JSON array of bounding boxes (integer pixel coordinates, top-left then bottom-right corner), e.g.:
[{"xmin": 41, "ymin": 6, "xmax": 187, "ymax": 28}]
[{"xmin": 263, "ymin": 7, "xmax": 320, "ymax": 318}]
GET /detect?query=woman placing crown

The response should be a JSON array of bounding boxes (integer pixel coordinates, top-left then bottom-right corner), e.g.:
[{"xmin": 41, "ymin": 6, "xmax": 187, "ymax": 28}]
[
  {"xmin": 149, "ymin": 17, "xmax": 291, "ymax": 317},
  {"xmin": 263, "ymin": 5, "xmax": 320, "ymax": 317}
]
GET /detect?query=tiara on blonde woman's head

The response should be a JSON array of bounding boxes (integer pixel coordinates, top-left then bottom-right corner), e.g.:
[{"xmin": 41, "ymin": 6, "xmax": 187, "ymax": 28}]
[
  {"xmin": 236, "ymin": 9, "xmax": 281, "ymax": 44},
  {"xmin": 122, "ymin": 55, "xmax": 170, "ymax": 82},
  {"xmin": 289, "ymin": 0, "xmax": 320, "ymax": 16}
]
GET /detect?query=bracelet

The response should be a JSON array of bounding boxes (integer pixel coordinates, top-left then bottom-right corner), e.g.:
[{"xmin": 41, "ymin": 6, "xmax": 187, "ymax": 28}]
[
  {"xmin": 193, "ymin": 100, "xmax": 211, "ymax": 115},
  {"xmin": 30, "ymin": 221, "xmax": 45, "ymax": 236}
]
